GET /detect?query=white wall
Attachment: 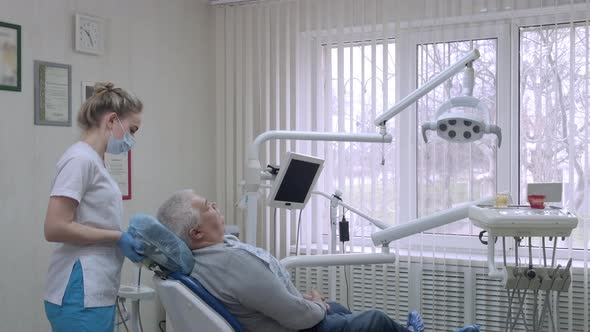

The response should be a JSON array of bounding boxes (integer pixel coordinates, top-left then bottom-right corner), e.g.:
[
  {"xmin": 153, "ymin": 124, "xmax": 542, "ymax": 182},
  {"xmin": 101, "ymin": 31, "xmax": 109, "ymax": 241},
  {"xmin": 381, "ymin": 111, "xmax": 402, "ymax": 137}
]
[{"xmin": 0, "ymin": 0, "xmax": 216, "ymax": 331}]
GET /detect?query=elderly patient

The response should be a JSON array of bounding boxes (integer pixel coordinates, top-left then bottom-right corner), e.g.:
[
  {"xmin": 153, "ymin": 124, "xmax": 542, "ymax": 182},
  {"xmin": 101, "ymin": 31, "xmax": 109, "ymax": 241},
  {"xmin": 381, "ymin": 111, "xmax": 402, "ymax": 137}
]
[{"xmin": 157, "ymin": 189, "xmax": 478, "ymax": 332}]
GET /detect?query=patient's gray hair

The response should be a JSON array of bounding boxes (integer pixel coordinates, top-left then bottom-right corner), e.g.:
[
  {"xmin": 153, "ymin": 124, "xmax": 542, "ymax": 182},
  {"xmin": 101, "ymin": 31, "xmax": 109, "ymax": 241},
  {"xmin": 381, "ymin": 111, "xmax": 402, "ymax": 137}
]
[{"xmin": 157, "ymin": 189, "xmax": 200, "ymax": 244}]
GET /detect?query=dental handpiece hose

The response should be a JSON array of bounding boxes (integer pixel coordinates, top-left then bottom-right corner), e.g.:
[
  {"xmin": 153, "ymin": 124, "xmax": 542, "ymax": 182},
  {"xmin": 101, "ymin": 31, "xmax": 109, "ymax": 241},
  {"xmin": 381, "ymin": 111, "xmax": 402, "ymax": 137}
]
[
  {"xmin": 528, "ymin": 237, "xmax": 533, "ymax": 269},
  {"xmin": 137, "ymin": 265, "xmax": 142, "ymax": 290}
]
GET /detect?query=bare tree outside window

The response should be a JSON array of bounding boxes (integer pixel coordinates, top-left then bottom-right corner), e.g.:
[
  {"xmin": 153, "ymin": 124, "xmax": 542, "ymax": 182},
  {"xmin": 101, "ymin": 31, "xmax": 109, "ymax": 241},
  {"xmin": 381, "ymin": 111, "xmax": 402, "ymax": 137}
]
[{"xmin": 520, "ymin": 23, "xmax": 590, "ymax": 249}]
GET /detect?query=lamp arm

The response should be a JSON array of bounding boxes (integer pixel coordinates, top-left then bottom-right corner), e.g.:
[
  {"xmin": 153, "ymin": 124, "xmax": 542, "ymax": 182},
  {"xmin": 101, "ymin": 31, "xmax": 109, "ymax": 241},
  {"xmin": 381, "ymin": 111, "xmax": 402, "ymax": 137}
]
[
  {"xmin": 311, "ymin": 191, "xmax": 389, "ymax": 230},
  {"xmin": 248, "ymin": 130, "xmax": 392, "ymax": 161},
  {"xmin": 374, "ymin": 49, "xmax": 480, "ymax": 127},
  {"xmin": 336, "ymin": 199, "xmax": 390, "ymax": 230}
]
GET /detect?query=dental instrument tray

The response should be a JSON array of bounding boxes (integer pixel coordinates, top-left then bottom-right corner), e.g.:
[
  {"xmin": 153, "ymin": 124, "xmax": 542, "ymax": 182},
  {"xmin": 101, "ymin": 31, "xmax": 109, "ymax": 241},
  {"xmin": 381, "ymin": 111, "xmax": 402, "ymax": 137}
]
[{"xmin": 469, "ymin": 205, "xmax": 578, "ymax": 237}]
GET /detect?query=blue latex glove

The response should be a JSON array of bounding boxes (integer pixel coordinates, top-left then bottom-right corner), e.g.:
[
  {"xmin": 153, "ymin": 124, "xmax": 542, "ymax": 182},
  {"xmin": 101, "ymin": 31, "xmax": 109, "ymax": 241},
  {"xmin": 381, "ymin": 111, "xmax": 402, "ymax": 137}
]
[{"xmin": 117, "ymin": 232, "xmax": 144, "ymax": 263}]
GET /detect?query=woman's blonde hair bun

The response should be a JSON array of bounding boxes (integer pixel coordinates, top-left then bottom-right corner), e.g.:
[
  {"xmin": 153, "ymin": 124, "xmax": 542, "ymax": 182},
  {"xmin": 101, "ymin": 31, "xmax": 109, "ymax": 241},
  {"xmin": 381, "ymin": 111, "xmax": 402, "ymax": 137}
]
[{"xmin": 77, "ymin": 82, "xmax": 143, "ymax": 131}]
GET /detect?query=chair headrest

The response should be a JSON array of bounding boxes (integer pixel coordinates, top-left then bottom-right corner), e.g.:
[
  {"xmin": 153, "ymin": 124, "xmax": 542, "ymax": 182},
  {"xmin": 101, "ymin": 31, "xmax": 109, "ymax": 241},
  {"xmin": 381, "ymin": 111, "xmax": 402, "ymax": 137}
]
[{"xmin": 129, "ymin": 214, "xmax": 195, "ymax": 275}]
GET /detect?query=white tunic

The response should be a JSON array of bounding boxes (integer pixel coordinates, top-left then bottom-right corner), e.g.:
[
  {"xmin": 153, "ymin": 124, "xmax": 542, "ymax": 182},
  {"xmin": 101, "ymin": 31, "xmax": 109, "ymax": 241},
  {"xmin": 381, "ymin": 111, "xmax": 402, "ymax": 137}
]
[{"xmin": 44, "ymin": 141, "xmax": 125, "ymax": 307}]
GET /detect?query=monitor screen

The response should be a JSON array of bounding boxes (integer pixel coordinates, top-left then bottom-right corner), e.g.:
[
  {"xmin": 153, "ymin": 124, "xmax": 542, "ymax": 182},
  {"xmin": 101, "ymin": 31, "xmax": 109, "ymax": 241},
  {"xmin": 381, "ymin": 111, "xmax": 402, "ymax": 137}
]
[
  {"xmin": 273, "ymin": 159, "xmax": 321, "ymax": 204},
  {"xmin": 268, "ymin": 152, "xmax": 324, "ymax": 210}
]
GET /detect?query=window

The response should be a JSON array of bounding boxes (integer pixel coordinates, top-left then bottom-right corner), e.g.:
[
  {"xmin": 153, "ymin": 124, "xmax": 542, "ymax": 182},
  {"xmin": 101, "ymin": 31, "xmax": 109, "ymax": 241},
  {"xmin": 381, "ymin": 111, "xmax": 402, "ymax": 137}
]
[
  {"xmin": 312, "ymin": 19, "xmax": 589, "ymax": 254},
  {"xmin": 416, "ymin": 38, "xmax": 498, "ymax": 236},
  {"xmin": 323, "ymin": 39, "xmax": 396, "ymax": 241},
  {"xmin": 520, "ymin": 22, "xmax": 590, "ymax": 249}
]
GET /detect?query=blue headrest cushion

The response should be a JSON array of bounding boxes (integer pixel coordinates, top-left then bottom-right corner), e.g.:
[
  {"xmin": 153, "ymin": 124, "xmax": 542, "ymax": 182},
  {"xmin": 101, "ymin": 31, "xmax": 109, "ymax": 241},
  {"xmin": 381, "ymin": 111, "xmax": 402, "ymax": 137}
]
[{"xmin": 128, "ymin": 214, "xmax": 195, "ymax": 275}]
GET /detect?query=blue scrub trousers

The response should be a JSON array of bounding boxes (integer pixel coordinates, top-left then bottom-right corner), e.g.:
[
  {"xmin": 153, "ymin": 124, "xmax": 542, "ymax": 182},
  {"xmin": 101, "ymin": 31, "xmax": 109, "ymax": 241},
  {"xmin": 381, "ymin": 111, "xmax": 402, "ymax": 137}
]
[
  {"xmin": 44, "ymin": 260, "xmax": 116, "ymax": 332},
  {"xmin": 303, "ymin": 302, "xmax": 480, "ymax": 332}
]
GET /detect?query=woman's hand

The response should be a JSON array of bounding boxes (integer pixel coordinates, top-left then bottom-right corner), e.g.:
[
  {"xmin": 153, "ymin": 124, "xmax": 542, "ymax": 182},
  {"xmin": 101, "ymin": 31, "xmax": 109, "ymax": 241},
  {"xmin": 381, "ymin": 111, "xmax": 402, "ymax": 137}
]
[{"xmin": 116, "ymin": 232, "xmax": 145, "ymax": 262}]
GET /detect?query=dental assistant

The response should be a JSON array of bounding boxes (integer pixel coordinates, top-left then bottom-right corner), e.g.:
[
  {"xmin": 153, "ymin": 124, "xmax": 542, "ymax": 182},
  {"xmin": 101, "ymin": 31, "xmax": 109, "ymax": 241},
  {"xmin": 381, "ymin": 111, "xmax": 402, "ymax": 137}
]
[{"xmin": 43, "ymin": 82, "xmax": 145, "ymax": 332}]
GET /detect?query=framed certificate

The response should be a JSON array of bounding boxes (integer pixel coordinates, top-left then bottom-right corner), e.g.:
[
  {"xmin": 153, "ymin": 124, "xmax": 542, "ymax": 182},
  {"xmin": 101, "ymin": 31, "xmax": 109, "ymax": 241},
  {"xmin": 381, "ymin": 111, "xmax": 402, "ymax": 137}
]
[
  {"xmin": 105, "ymin": 151, "xmax": 132, "ymax": 200},
  {"xmin": 81, "ymin": 80, "xmax": 132, "ymax": 200},
  {"xmin": 34, "ymin": 61, "xmax": 72, "ymax": 126},
  {"xmin": 0, "ymin": 21, "xmax": 21, "ymax": 91}
]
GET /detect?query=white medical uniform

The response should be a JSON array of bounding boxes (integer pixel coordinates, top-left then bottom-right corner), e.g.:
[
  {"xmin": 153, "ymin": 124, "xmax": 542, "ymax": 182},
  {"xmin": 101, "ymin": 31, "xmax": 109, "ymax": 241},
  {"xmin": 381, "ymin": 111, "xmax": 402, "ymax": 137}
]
[{"xmin": 44, "ymin": 141, "xmax": 125, "ymax": 308}]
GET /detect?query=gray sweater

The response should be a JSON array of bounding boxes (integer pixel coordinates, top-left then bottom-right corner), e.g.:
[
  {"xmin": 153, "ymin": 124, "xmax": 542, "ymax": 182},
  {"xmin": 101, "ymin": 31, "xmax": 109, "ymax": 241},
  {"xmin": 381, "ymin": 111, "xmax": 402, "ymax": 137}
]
[{"xmin": 190, "ymin": 242, "xmax": 327, "ymax": 332}]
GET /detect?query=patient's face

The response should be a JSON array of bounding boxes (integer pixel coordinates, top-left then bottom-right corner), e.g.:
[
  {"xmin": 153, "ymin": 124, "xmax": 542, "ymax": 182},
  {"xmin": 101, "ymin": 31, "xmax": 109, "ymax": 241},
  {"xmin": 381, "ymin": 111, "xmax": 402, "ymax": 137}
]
[{"xmin": 191, "ymin": 194, "xmax": 225, "ymax": 245}]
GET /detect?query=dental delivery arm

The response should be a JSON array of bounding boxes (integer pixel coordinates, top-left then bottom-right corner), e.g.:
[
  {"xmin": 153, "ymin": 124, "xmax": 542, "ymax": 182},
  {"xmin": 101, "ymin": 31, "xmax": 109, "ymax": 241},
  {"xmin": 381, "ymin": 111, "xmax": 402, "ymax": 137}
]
[{"xmin": 372, "ymin": 196, "xmax": 493, "ymax": 246}]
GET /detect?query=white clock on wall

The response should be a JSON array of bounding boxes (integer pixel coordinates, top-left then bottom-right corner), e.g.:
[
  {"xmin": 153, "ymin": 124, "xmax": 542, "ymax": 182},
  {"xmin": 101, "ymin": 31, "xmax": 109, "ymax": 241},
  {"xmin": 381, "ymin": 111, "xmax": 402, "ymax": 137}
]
[{"xmin": 75, "ymin": 14, "xmax": 104, "ymax": 55}]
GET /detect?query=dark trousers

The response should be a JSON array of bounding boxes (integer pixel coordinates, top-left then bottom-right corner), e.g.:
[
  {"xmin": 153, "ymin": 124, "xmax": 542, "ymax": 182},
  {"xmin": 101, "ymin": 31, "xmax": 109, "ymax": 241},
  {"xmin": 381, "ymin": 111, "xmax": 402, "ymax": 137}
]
[{"xmin": 301, "ymin": 302, "xmax": 411, "ymax": 332}]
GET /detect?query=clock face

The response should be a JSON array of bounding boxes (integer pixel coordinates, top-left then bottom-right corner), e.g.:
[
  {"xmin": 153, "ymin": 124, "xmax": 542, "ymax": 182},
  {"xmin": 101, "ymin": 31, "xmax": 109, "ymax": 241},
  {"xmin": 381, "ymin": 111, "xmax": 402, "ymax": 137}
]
[
  {"xmin": 79, "ymin": 21, "xmax": 99, "ymax": 49},
  {"xmin": 75, "ymin": 14, "xmax": 103, "ymax": 55}
]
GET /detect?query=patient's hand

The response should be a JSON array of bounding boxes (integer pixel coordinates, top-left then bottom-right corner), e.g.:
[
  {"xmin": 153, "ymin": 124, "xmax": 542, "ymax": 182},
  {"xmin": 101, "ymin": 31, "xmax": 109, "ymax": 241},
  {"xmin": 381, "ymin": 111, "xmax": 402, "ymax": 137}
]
[{"xmin": 304, "ymin": 289, "xmax": 330, "ymax": 310}]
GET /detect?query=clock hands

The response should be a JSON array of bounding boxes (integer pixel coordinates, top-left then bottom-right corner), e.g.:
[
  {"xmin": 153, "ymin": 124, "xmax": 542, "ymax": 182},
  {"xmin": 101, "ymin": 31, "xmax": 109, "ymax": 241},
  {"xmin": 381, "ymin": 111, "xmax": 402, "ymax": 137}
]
[{"xmin": 81, "ymin": 27, "xmax": 95, "ymax": 47}]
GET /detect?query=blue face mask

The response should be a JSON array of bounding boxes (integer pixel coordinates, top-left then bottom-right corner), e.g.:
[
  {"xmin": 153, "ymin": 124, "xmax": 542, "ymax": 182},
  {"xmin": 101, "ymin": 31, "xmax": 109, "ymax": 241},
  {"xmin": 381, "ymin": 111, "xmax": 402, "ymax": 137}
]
[{"xmin": 106, "ymin": 116, "xmax": 135, "ymax": 155}]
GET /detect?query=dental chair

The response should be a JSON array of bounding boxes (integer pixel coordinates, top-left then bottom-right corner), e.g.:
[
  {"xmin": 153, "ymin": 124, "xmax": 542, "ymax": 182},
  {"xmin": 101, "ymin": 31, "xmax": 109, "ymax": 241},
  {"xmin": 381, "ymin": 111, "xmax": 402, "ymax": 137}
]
[
  {"xmin": 128, "ymin": 214, "xmax": 245, "ymax": 332},
  {"xmin": 128, "ymin": 214, "xmax": 396, "ymax": 332}
]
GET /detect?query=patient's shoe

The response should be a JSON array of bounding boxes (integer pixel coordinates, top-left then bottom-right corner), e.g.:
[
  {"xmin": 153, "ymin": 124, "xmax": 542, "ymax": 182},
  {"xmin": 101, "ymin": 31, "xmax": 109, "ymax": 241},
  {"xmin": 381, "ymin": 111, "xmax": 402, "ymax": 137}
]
[
  {"xmin": 406, "ymin": 310, "xmax": 425, "ymax": 332},
  {"xmin": 453, "ymin": 325, "xmax": 480, "ymax": 332}
]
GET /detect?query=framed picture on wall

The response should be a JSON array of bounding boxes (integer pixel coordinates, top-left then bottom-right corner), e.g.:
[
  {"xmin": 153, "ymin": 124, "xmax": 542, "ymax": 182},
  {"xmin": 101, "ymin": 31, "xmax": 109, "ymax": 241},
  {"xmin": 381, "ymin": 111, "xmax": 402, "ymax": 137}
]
[
  {"xmin": 0, "ymin": 21, "xmax": 21, "ymax": 91},
  {"xmin": 81, "ymin": 81, "xmax": 95, "ymax": 102},
  {"xmin": 34, "ymin": 61, "xmax": 72, "ymax": 126},
  {"xmin": 82, "ymin": 81, "xmax": 132, "ymax": 200}
]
